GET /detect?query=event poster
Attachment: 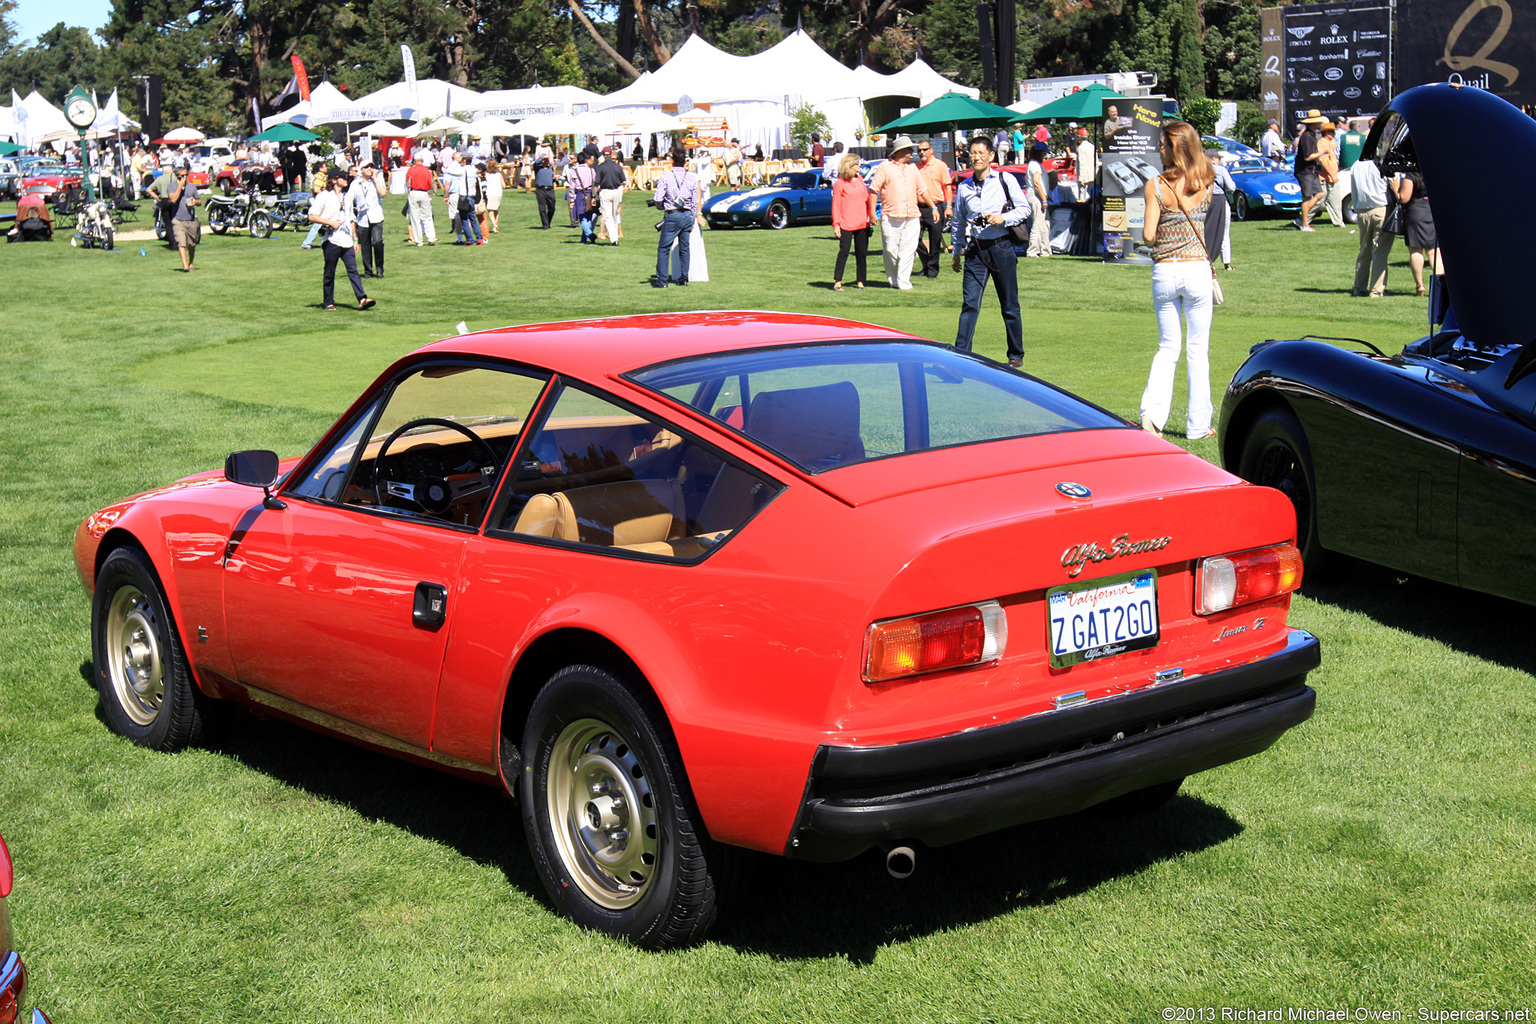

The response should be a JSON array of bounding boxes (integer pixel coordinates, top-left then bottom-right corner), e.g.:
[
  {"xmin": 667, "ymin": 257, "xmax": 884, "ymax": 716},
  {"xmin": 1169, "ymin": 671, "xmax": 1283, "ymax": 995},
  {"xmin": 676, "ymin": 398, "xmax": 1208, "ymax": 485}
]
[
  {"xmin": 1399, "ymin": 0, "xmax": 1533, "ymax": 105},
  {"xmin": 1281, "ymin": 2, "xmax": 1392, "ymax": 125},
  {"xmin": 1100, "ymin": 96, "xmax": 1162, "ymax": 265}
]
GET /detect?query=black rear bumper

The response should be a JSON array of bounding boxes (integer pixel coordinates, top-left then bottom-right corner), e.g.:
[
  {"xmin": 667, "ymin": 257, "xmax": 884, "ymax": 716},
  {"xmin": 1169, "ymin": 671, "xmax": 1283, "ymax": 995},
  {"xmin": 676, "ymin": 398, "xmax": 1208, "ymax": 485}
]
[{"xmin": 786, "ymin": 629, "xmax": 1320, "ymax": 861}]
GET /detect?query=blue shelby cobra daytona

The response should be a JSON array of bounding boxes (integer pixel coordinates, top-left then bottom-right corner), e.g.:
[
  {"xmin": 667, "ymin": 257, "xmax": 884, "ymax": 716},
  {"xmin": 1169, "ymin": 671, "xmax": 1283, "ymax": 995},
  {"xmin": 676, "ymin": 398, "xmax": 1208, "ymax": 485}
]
[{"xmin": 703, "ymin": 172, "xmax": 833, "ymax": 229}]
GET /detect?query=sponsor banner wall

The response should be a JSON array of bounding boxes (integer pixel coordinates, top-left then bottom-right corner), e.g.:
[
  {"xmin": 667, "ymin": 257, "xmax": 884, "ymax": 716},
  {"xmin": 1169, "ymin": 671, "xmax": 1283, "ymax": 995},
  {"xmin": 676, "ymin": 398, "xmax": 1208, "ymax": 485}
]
[
  {"xmin": 1281, "ymin": 2, "xmax": 1391, "ymax": 125},
  {"xmin": 1101, "ymin": 96, "xmax": 1162, "ymax": 264},
  {"xmin": 1399, "ymin": 0, "xmax": 1534, "ymax": 104},
  {"xmin": 1262, "ymin": 7, "xmax": 1284, "ymax": 126}
]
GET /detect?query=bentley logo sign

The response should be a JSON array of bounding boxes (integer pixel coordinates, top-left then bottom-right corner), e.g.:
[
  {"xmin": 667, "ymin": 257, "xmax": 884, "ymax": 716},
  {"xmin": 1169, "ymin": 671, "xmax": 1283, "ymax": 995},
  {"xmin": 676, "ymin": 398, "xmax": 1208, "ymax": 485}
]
[{"xmin": 1062, "ymin": 533, "xmax": 1173, "ymax": 578}]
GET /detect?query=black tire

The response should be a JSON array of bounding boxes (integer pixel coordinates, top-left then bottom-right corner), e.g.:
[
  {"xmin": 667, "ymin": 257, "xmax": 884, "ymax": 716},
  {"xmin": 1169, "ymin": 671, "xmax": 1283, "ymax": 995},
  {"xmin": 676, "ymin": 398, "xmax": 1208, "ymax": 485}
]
[
  {"xmin": 520, "ymin": 664, "xmax": 734, "ymax": 949},
  {"xmin": 1232, "ymin": 192, "xmax": 1250, "ymax": 221},
  {"xmin": 1092, "ymin": 778, "xmax": 1184, "ymax": 816},
  {"xmin": 1341, "ymin": 196, "xmax": 1357, "ymax": 225},
  {"xmin": 764, "ymin": 202, "xmax": 789, "ymax": 230},
  {"xmin": 154, "ymin": 211, "xmax": 167, "ymax": 241},
  {"xmin": 207, "ymin": 206, "xmax": 228, "ymax": 234},
  {"xmin": 1236, "ymin": 406, "xmax": 1338, "ymax": 576},
  {"xmin": 221, "ymin": 178, "xmax": 233, "ymax": 196},
  {"xmin": 103, "ymin": 227, "xmax": 114, "ymax": 251},
  {"xmin": 91, "ymin": 547, "xmax": 220, "ymax": 751},
  {"xmin": 249, "ymin": 211, "xmax": 273, "ymax": 239}
]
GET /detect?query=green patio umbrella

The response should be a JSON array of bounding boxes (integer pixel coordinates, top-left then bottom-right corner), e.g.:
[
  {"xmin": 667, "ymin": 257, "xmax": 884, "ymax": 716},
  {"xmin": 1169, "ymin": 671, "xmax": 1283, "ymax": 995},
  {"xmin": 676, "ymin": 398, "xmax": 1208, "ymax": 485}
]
[
  {"xmin": 249, "ymin": 122, "xmax": 320, "ymax": 143},
  {"xmin": 1012, "ymin": 82, "xmax": 1127, "ymax": 123},
  {"xmin": 873, "ymin": 92, "xmax": 1027, "ymax": 135},
  {"xmin": 0, "ymin": 141, "xmax": 21, "ymax": 156}
]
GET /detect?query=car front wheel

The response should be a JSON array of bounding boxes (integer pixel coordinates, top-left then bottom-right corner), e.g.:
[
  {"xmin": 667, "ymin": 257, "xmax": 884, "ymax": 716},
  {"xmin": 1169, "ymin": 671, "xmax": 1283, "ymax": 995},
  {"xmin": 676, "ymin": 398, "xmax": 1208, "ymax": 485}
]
[
  {"xmin": 1232, "ymin": 192, "xmax": 1250, "ymax": 221},
  {"xmin": 764, "ymin": 202, "xmax": 789, "ymax": 229},
  {"xmin": 520, "ymin": 664, "xmax": 733, "ymax": 949},
  {"xmin": 92, "ymin": 547, "xmax": 220, "ymax": 750},
  {"xmin": 1236, "ymin": 407, "xmax": 1337, "ymax": 577}
]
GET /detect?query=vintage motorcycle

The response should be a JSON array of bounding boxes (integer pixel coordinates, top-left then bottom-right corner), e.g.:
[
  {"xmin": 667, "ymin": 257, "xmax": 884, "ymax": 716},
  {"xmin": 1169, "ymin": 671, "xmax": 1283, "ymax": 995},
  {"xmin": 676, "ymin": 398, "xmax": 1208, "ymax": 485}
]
[
  {"xmin": 71, "ymin": 199, "xmax": 115, "ymax": 251},
  {"xmin": 204, "ymin": 183, "xmax": 280, "ymax": 238},
  {"xmin": 266, "ymin": 191, "xmax": 312, "ymax": 231}
]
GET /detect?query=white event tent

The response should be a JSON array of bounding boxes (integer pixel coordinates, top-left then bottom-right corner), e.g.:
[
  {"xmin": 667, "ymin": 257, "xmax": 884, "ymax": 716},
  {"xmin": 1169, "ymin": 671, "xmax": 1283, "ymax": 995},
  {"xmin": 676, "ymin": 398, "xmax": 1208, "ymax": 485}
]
[
  {"xmin": 324, "ymin": 78, "xmax": 483, "ymax": 124},
  {"xmin": 472, "ymin": 84, "xmax": 604, "ymax": 121},
  {"xmin": 260, "ymin": 81, "xmax": 349, "ymax": 131},
  {"xmin": 593, "ymin": 30, "xmax": 976, "ymax": 152}
]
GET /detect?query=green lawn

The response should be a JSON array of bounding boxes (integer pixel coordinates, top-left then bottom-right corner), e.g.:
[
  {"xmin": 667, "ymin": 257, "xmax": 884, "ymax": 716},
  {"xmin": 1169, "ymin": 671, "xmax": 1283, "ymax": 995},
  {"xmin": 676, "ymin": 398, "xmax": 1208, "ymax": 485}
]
[{"xmin": 2, "ymin": 193, "xmax": 1532, "ymax": 1022}]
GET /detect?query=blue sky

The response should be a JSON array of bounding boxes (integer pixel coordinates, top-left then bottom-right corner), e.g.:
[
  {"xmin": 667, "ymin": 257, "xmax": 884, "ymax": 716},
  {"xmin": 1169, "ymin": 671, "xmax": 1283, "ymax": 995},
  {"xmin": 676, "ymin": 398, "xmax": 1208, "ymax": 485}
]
[{"xmin": 12, "ymin": 0, "xmax": 112, "ymax": 45}]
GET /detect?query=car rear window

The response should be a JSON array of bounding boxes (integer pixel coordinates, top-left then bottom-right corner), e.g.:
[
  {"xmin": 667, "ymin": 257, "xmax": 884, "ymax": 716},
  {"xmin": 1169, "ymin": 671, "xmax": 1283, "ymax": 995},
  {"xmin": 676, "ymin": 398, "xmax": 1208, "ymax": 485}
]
[{"xmin": 627, "ymin": 341, "xmax": 1123, "ymax": 473}]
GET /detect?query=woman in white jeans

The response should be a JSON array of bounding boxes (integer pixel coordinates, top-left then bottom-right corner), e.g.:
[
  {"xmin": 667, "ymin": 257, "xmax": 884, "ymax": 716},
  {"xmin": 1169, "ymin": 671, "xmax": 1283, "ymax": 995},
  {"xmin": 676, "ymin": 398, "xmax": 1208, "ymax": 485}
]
[{"xmin": 1140, "ymin": 121, "xmax": 1216, "ymax": 440}]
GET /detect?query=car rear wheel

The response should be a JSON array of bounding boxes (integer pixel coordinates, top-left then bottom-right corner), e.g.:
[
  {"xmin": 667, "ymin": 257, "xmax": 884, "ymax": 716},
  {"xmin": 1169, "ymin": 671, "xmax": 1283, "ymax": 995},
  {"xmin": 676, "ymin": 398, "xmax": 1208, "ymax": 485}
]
[
  {"xmin": 1236, "ymin": 407, "xmax": 1339, "ymax": 578},
  {"xmin": 92, "ymin": 547, "xmax": 220, "ymax": 751},
  {"xmin": 1232, "ymin": 192, "xmax": 1250, "ymax": 221},
  {"xmin": 764, "ymin": 202, "xmax": 789, "ymax": 230},
  {"xmin": 520, "ymin": 664, "xmax": 735, "ymax": 949}
]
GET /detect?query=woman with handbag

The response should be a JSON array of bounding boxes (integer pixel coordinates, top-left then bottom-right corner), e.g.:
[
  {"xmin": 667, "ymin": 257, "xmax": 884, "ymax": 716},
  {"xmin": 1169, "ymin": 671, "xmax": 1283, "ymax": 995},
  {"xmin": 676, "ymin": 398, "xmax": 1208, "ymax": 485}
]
[
  {"xmin": 1140, "ymin": 120, "xmax": 1217, "ymax": 440},
  {"xmin": 1394, "ymin": 170, "xmax": 1438, "ymax": 296},
  {"xmin": 830, "ymin": 152, "xmax": 874, "ymax": 290}
]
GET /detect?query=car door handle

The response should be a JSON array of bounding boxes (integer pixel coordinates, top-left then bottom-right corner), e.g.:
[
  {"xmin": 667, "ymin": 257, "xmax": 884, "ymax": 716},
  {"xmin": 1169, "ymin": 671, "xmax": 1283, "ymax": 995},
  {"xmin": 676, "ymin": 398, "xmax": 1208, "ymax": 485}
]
[{"xmin": 413, "ymin": 581, "xmax": 448, "ymax": 631}]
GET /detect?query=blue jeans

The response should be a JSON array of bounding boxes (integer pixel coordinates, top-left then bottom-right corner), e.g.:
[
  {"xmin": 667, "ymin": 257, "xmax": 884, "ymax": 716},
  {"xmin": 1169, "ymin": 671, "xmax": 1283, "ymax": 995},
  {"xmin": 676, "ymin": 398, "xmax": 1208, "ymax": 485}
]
[
  {"xmin": 458, "ymin": 205, "xmax": 482, "ymax": 243},
  {"xmin": 655, "ymin": 210, "xmax": 693, "ymax": 284},
  {"xmin": 954, "ymin": 237, "xmax": 1023, "ymax": 360}
]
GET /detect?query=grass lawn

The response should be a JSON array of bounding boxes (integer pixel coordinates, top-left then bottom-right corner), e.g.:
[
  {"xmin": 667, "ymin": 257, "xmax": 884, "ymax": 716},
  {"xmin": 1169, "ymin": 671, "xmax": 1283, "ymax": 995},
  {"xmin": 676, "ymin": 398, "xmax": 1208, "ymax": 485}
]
[{"xmin": 2, "ymin": 193, "xmax": 1532, "ymax": 1022}]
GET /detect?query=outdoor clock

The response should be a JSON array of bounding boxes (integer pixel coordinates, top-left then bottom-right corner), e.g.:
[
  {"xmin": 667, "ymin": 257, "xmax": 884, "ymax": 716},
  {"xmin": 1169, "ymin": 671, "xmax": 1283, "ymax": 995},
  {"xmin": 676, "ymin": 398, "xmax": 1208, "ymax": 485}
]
[{"xmin": 64, "ymin": 89, "xmax": 97, "ymax": 129}]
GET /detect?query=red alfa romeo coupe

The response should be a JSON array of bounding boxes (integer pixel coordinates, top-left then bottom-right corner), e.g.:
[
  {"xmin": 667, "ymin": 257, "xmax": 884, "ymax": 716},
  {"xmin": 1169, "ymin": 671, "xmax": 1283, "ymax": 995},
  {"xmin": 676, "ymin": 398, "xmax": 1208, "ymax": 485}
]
[{"xmin": 75, "ymin": 312, "xmax": 1320, "ymax": 948}]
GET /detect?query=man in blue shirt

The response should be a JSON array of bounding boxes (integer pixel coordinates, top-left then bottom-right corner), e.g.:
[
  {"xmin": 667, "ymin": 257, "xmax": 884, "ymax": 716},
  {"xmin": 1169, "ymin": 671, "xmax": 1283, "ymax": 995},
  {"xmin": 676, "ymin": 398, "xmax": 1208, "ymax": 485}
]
[
  {"xmin": 652, "ymin": 148, "xmax": 698, "ymax": 287},
  {"xmin": 950, "ymin": 136, "xmax": 1027, "ymax": 366}
]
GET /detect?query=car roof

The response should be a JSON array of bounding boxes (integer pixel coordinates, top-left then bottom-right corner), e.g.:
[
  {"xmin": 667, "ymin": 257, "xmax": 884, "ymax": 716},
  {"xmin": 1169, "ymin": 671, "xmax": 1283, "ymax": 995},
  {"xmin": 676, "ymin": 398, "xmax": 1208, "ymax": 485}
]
[{"xmin": 414, "ymin": 311, "xmax": 922, "ymax": 381}]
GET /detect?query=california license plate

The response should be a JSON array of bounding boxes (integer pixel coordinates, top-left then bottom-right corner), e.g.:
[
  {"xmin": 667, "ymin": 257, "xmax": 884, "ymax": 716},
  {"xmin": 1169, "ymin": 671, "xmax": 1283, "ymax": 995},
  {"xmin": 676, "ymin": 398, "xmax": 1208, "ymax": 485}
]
[{"xmin": 1047, "ymin": 569, "xmax": 1160, "ymax": 668}]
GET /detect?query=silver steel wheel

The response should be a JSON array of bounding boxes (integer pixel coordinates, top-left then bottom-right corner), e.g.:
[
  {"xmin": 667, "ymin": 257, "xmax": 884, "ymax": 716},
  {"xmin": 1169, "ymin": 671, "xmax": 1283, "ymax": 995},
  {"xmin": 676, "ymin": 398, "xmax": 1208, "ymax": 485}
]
[
  {"xmin": 103, "ymin": 584, "xmax": 165, "ymax": 726},
  {"xmin": 545, "ymin": 717, "xmax": 660, "ymax": 909}
]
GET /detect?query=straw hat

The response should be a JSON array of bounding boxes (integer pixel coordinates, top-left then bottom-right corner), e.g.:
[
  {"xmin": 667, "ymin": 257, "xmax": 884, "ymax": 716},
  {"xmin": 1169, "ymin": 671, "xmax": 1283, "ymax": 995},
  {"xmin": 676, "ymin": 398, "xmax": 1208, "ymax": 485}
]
[
  {"xmin": 889, "ymin": 135, "xmax": 916, "ymax": 156},
  {"xmin": 1299, "ymin": 109, "xmax": 1329, "ymax": 125}
]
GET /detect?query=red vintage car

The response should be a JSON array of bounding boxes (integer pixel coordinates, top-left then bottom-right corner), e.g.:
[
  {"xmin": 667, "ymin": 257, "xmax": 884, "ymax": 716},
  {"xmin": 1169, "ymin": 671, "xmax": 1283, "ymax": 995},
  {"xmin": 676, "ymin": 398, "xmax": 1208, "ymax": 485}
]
[
  {"xmin": 1, "ymin": 830, "xmax": 48, "ymax": 1024},
  {"xmin": 74, "ymin": 312, "xmax": 1319, "ymax": 948},
  {"xmin": 18, "ymin": 164, "xmax": 82, "ymax": 198}
]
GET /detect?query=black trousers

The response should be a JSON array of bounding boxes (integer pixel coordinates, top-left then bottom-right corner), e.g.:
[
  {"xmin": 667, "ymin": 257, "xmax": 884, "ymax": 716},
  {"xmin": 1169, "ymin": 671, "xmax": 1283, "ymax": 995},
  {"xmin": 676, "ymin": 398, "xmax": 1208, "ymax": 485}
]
[
  {"xmin": 834, "ymin": 226, "xmax": 870, "ymax": 284},
  {"xmin": 322, "ymin": 241, "xmax": 367, "ymax": 307},
  {"xmin": 535, "ymin": 187, "xmax": 555, "ymax": 228},
  {"xmin": 358, "ymin": 221, "xmax": 384, "ymax": 275},
  {"xmin": 915, "ymin": 204, "xmax": 944, "ymax": 277}
]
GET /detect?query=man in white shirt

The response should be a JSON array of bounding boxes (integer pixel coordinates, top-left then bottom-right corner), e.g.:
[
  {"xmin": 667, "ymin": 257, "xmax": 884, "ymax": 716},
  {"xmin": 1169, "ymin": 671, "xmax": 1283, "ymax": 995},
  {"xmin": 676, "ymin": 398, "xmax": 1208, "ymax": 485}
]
[
  {"xmin": 1261, "ymin": 120, "xmax": 1284, "ymax": 166},
  {"xmin": 347, "ymin": 163, "xmax": 387, "ymax": 278},
  {"xmin": 307, "ymin": 173, "xmax": 375, "ymax": 310}
]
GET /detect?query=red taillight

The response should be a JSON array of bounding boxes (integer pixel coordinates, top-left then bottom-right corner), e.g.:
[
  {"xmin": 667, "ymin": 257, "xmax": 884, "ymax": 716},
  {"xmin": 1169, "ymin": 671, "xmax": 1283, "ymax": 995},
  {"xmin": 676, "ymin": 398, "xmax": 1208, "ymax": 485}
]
[
  {"xmin": 0, "ymin": 833, "xmax": 11, "ymax": 899},
  {"xmin": 1196, "ymin": 543, "xmax": 1304, "ymax": 615},
  {"xmin": 864, "ymin": 601, "xmax": 1008, "ymax": 683}
]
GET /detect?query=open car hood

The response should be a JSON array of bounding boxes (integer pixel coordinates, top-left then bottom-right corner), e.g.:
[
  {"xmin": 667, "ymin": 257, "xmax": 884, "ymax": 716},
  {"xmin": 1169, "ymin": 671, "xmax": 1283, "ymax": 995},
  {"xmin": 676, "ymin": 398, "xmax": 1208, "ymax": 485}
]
[{"xmin": 1365, "ymin": 84, "xmax": 1536, "ymax": 381}]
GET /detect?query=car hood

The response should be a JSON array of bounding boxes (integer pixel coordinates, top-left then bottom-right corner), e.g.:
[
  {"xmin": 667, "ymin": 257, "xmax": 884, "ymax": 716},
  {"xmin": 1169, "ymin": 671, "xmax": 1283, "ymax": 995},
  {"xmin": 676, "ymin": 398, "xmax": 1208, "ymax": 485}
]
[
  {"xmin": 1365, "ymin": 84, "xmax": 1536, "ymax": 366},
  {"xmin": 707, "ymin": 187, "xmax": 792, "ymax": 211}
]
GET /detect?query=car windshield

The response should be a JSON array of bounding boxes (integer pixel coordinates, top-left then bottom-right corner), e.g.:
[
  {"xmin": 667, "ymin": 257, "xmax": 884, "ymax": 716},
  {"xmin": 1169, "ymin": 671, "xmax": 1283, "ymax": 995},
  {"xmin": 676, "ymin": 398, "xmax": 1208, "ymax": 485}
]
[
  {"xmin": 1229, "ymin": 157, "xmax": 1271, "ymax": 173},
  {"xmin": 627, "ymin": 341, "xmax": 1124, "ymax": 474},
  {"xmin": 771, "ymin": 173, "xmax": 819, "ymax": 189}
]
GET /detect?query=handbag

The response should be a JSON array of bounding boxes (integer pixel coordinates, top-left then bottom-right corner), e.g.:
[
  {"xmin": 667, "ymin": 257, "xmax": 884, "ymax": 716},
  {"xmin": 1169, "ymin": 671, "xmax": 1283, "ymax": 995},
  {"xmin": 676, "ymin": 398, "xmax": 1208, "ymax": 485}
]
[
  {"xmin": 1165, "ymin": 176, "xmax": 1224, "ymax": 305},
  {"xmin": 1383, "ymin": 193, "xmax": 1403, "ymax": 235},
  {"xmin": 998, "ymin": 173, "xmax": 1030, "ymax": 243}
]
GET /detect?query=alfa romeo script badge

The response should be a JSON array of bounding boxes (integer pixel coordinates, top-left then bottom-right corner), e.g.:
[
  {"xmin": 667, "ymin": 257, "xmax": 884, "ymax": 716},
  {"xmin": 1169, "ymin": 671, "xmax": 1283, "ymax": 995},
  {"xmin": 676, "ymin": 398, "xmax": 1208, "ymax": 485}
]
[{"xmin": 1055, "ymin": 482, "xmax": 1092, "ymax": 500}]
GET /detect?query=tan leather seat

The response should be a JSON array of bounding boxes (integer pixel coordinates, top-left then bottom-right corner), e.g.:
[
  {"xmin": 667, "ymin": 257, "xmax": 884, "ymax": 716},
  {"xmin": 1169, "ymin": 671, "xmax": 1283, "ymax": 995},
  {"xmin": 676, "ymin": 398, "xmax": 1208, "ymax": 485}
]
[{"xmin": 512, "ymin": 479, "xmax": 685, "ymax": 549}]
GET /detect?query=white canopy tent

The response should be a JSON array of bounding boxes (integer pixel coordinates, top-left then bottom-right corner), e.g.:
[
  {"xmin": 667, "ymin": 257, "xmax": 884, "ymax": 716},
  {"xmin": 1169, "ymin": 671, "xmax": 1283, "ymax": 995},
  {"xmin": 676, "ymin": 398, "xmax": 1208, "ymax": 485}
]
[
  {"xmin": 409, "ymin": 116, "xmax": 473, "ymax": 138},
  {"xmin": 87, "ymin": 89, "xmax": 140, "ymax": 138},
  {"xmin": 259, "ymin": 81, "xmax": 349, "ymax": 131},
  {"xmin": 472, "ymin": 84, "xmax": 604, "ymax": 121},
  {"xmin": 13, "ymin": 90, "xmax": 72, "ymax": 148},
  {"xmin": 593, "ymin": 31, "xmax": 977, "ymax": 152},
  {"xmin": 464, "ymin": 116, "xmax": 523, "ymax": 139},
  {"xmin": 324, "ymin": 78, "xmax": 482, "ymax": 123}
]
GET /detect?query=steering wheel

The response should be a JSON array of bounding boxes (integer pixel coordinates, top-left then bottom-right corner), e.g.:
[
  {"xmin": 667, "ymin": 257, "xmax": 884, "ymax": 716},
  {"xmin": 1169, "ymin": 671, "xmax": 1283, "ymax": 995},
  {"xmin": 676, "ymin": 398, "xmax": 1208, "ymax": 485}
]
[{"xmin": 372, "ymin": 417, "xmax": 501, "ymax": 517}]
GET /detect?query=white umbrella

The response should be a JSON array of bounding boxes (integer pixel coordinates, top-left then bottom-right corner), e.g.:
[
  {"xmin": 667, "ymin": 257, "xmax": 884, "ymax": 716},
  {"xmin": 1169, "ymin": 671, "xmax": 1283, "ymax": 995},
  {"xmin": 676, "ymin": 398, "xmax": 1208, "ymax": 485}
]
[
  {"xmin": 160, "ymin": 126, "xmax": 205, "ymax": 142},
  {"xmin": 606, "ymin": 110, "xmax": 687, "ymax": 135},
  {"xmin": 409, "ymin": 116, "xmax": 472, "ymax": 138},
  {"xmin": 464, "ymin": 116, "xmax": 523, "ymax": 139},
  {"xmin": 358, "ymin": 119, "xmax": 416, "ymax": 137}
]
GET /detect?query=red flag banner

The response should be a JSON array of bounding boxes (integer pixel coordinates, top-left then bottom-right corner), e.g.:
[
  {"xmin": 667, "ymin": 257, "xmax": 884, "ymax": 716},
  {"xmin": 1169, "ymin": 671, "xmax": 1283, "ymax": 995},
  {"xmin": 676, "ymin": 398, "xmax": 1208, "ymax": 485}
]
[{"xmin": 291, "ymin": 56, "xmax": 311, "ymax": 102}]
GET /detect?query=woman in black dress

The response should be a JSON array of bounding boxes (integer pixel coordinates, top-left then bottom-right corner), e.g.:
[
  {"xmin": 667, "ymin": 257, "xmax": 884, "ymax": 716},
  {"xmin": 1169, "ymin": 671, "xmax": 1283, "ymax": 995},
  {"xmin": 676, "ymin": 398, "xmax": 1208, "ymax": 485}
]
[{"xmin": 1394, "ymin": 170, "xmax": 1438, "ymax": 296}]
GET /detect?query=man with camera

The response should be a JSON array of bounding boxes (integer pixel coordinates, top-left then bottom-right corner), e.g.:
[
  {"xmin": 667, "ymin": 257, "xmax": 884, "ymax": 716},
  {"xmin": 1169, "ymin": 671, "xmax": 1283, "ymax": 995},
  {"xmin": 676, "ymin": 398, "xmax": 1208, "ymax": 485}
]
[
  {"xmin": 651, "ymin": 148, "xmax": 697, "ymax": 287},
  {"xmin": 950, "ymin": 136, "xmax": 1027, "ymax": 366}
]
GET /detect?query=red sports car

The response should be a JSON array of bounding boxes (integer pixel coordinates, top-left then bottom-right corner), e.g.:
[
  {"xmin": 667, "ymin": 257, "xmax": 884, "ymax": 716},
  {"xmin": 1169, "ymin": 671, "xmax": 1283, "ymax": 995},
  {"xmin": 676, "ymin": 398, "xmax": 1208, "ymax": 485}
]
[
  {"xmin": 18, "ymin": 165, "xmax": 82, "ymax": 198},
  {"xmin": 74, "ymin": 312, "xmax": 1319, "ymax": 948},
  {"xmin": 1, "ymin": 830, "xmax": 48, "ymax": 1024}
]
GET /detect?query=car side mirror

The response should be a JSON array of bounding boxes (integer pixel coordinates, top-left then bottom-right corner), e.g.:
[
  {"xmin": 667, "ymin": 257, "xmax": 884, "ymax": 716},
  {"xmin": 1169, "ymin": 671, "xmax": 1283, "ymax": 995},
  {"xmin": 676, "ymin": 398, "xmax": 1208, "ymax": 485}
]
[{"xmin": 225, "ymin": 449, "xmax": 286, "ymax": 509}]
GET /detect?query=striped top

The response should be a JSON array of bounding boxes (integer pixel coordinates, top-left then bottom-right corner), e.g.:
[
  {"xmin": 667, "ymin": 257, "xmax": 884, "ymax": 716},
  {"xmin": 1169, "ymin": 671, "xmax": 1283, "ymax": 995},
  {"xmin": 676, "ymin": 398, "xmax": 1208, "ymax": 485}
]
[{"xmin": 1152, "ymin": 180, "xmax": 1210, "ymax": 263}]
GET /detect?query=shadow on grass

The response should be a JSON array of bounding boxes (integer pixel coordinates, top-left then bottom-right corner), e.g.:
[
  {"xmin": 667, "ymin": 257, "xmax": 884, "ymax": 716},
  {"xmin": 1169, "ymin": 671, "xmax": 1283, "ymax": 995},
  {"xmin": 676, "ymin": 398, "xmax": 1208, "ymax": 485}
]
[
  {"xmin": 88, "ymin": 676, "xmax": 1244, "ymax": 960},
  {"xmin": 716, "ymin": 794, "xmax": 1243, "ymax": 961},
  {"xmin": 1304, "ymin": 559, "xmax": 1536, "ymax": 675}
]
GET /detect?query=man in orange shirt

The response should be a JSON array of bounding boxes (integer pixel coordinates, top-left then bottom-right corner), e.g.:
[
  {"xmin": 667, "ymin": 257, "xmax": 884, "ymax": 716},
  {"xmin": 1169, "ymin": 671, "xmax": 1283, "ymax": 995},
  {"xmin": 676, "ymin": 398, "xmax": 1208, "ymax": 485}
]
[
  {"xmin": 869, "ymin": 136, "xmax": 923, "ymax": 290},
  {"xmin": 914, "ymin": 139, "xmax": 953, "ymax": 279}
]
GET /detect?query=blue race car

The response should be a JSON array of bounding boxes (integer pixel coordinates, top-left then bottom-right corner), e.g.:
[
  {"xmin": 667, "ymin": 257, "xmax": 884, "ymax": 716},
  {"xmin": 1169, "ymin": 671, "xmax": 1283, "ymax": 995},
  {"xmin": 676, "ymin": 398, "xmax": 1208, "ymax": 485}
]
[
  {"xmin": 1202, "ymin": 135, "xmax": 1262, "ymax": 162},
  {"xmin": 703, "ymin": 171, "xmax": 833, "ymax": 229},
  {"xmin": 1225, "ymin": 155, "xmax": 1303, "ymax": 220}
]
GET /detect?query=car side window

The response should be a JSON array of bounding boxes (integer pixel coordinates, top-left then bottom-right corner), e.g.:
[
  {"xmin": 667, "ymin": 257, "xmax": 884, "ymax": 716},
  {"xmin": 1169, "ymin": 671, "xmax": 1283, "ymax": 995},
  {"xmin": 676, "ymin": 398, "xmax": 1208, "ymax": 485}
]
[
  {"xmin": 495, "ymin": 384, "xmax": 780, "ymax": 560},
  {"xmin": 287, "ymin": 364, "xmax": 549, "ymax": 528}
]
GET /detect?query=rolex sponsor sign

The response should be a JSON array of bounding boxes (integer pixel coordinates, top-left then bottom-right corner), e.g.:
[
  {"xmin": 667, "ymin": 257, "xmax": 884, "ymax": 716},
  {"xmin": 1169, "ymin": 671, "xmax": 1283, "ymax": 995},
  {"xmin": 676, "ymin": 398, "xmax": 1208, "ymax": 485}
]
[{"xmin": 1281, "ymin": 1, "xmax": 1392, "ymax": 125}]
